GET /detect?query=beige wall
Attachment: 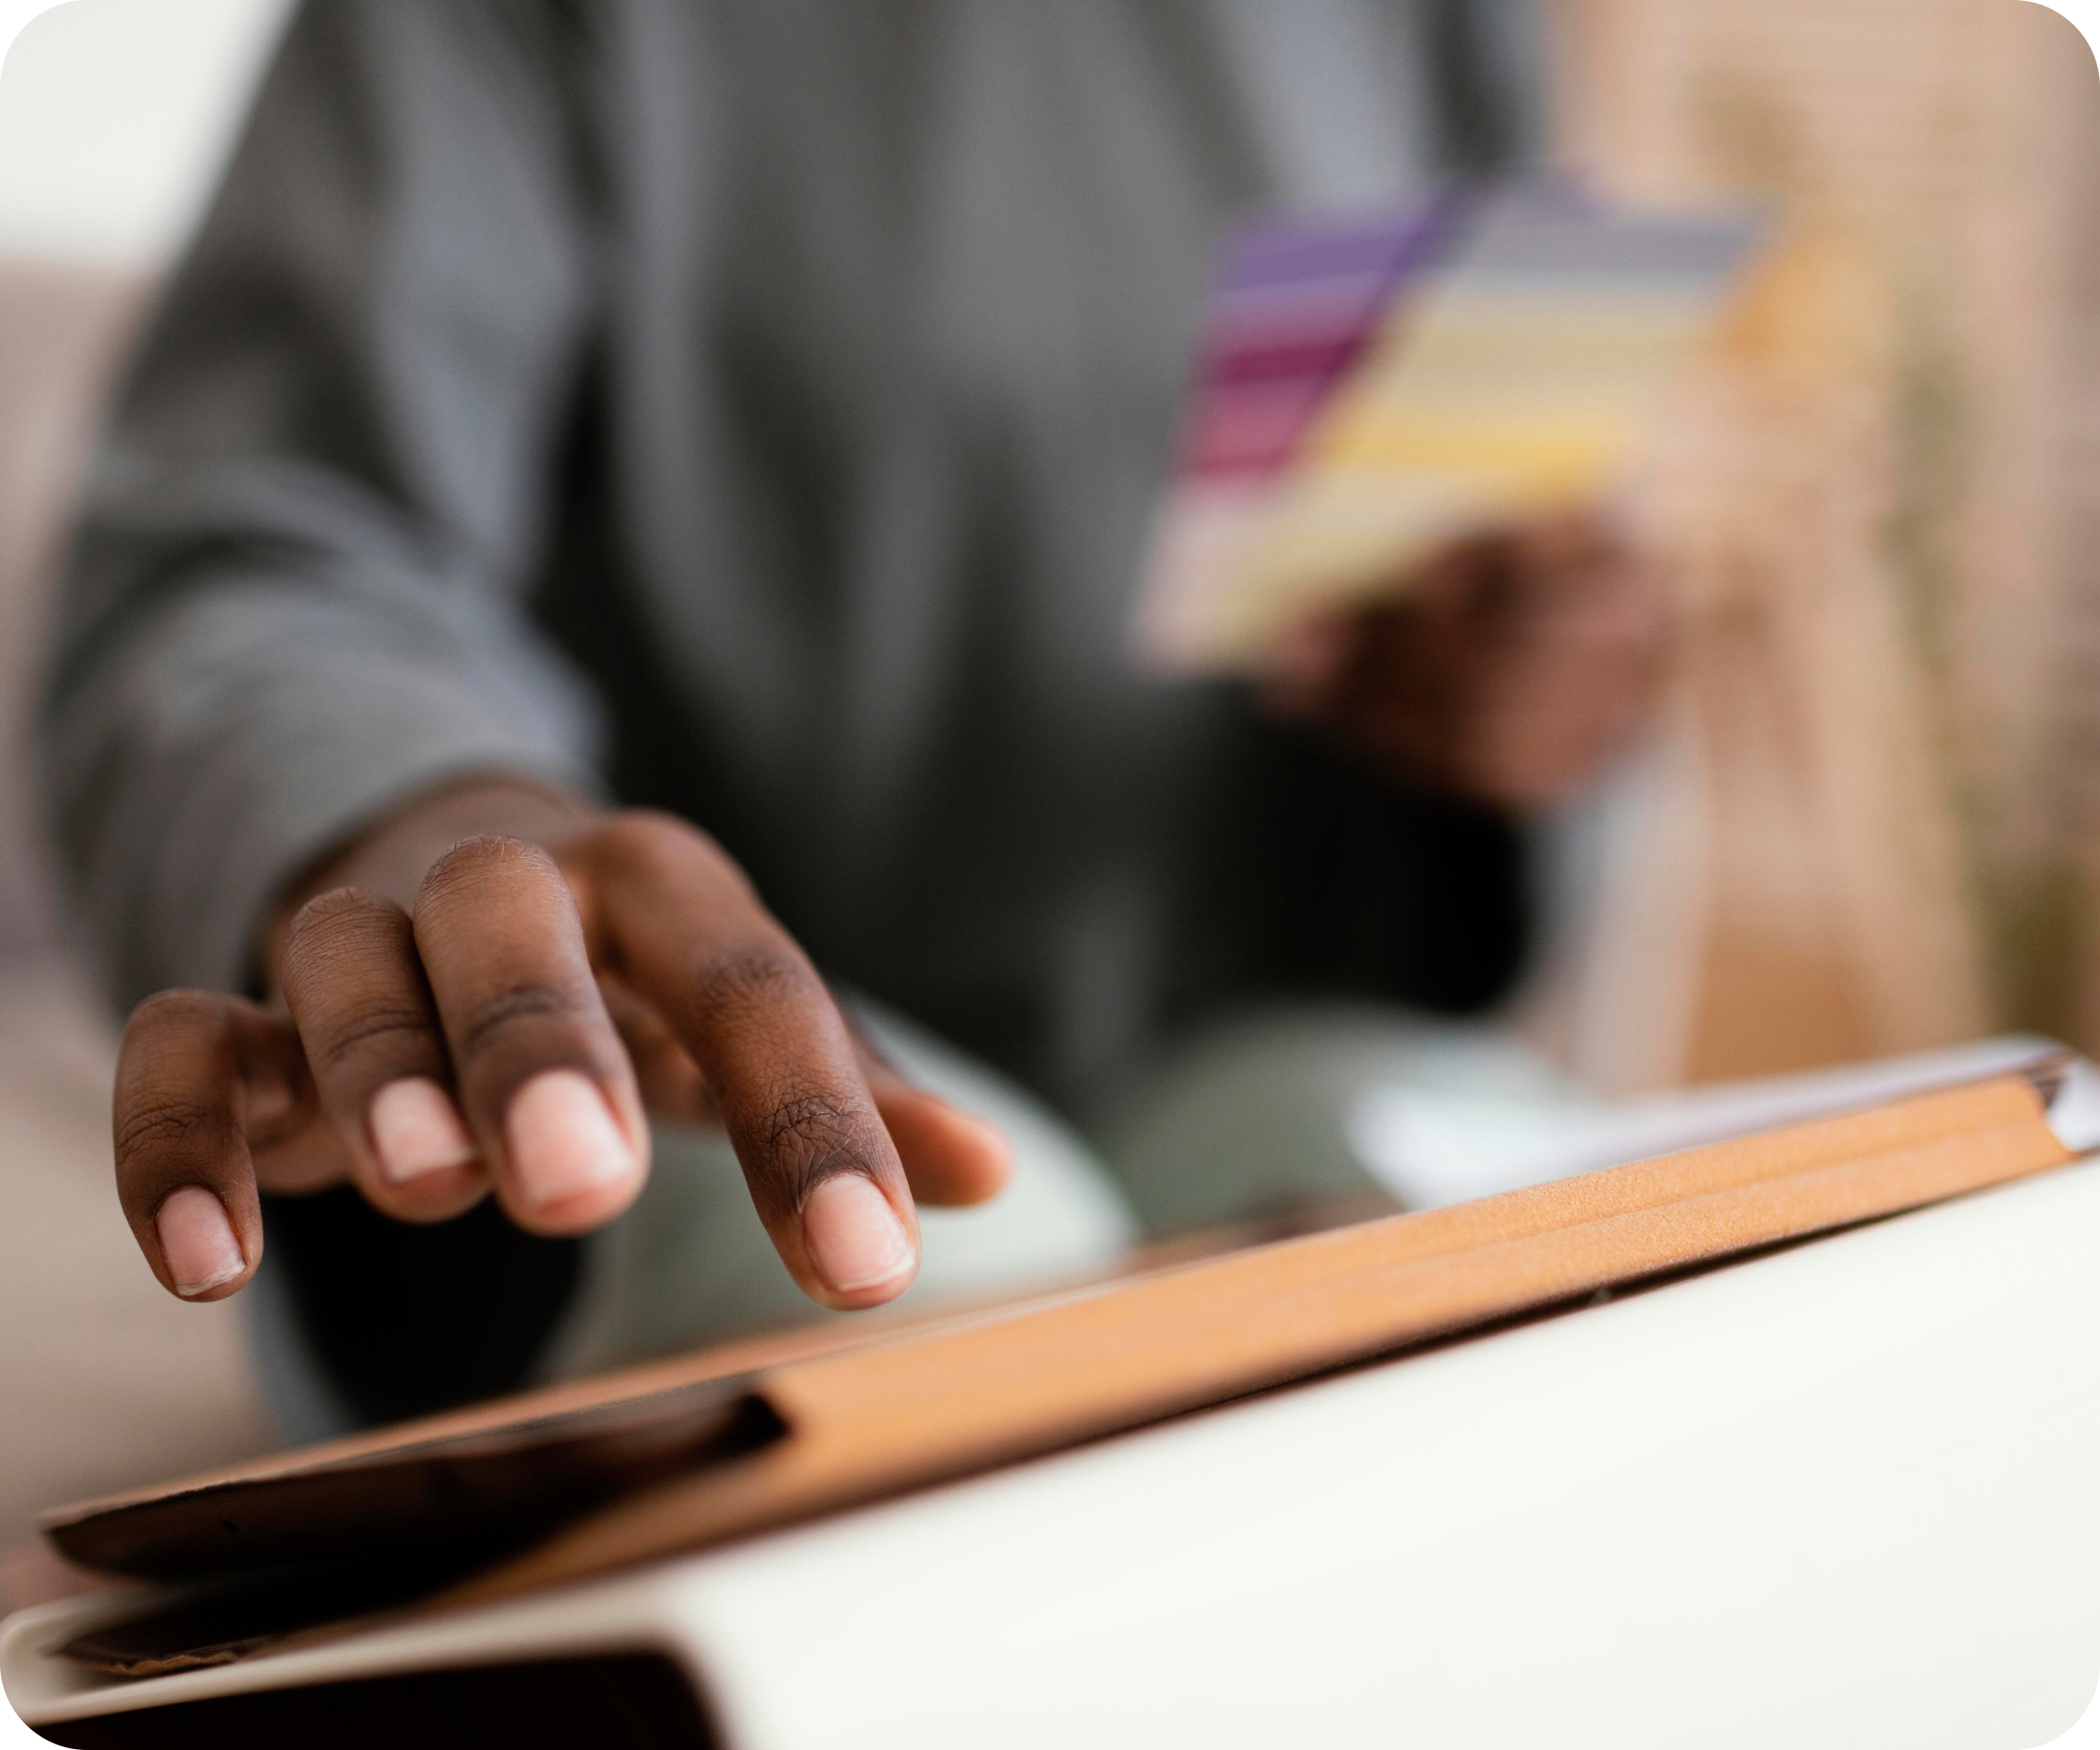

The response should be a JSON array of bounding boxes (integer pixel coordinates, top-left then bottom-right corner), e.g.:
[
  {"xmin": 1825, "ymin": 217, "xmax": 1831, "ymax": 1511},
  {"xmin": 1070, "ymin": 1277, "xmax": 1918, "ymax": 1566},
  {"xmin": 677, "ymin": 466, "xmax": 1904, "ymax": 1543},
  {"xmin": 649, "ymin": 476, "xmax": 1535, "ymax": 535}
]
[
  {"xmin": 0, "ymin": 263, "xmax": 141, "ymax": 960},
  {"xmin": 1534, "ymin": 0, "xmax": 2100, "ymax": 1086}
]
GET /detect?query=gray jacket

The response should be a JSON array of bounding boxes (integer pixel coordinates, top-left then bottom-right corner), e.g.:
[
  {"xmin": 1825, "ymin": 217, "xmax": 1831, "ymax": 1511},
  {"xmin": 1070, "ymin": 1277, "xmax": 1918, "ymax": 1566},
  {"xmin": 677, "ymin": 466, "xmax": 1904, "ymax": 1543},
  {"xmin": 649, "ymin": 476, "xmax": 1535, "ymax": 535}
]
[{"xmin": 43, "ymin": 0, "xmax": 1541, "ymax": 1107}]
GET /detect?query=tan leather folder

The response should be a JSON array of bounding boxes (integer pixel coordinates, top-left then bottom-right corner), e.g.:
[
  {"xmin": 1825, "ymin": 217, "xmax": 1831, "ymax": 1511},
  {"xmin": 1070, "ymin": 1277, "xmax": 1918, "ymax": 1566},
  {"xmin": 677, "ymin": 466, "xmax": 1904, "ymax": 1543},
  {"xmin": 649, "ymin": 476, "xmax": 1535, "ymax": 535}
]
[{"xmin": 38, "ymin": 1066, "xmax": 2081, "ymax": 1674}]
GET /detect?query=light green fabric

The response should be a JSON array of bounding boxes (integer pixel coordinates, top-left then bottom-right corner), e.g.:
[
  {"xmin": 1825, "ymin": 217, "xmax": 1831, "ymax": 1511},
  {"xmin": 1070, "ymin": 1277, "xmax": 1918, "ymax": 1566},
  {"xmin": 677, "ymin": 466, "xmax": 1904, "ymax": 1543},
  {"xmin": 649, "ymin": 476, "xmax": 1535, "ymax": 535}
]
[
  {"xmin": 1096, "ymin": 1005, "xmax": 1570, "ymax": 1235},
  {"xmin": 543, "ymin": 999, "xmax": 1144, "ymax": 1377},
  {"xmin": 540, "ymin": 1002, "xmax": 1564, "ymax": 1379}
]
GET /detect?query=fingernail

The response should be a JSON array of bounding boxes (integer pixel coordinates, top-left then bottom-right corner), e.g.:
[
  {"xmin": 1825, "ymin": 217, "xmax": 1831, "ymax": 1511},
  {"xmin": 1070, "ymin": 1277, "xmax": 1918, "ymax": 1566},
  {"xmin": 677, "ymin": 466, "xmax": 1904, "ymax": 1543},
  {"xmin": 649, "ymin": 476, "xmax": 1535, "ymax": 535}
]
[
  {"xmin": 157, "ymin": 1187, "xmax": 246, "ymax": 1298},
  {"xmin": 507, "ymin": 1070, "xmax": 636, "ymax": 1209},
  {"xmin": 802, "ymin": 1173, "xmax": 914, "ymax": 1294},
  {"xmin": 369, "ymin": 1078, "xmax": 478, "ymax": 1183}
]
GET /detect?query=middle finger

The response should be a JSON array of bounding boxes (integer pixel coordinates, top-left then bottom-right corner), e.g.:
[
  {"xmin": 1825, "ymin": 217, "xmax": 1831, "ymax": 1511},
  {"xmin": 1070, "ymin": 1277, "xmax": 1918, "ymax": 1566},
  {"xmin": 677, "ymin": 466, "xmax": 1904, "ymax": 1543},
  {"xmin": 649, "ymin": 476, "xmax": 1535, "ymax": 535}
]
[{"xmin": 413, "ymin": 835, "xmax": 649, "ymax": 1236}]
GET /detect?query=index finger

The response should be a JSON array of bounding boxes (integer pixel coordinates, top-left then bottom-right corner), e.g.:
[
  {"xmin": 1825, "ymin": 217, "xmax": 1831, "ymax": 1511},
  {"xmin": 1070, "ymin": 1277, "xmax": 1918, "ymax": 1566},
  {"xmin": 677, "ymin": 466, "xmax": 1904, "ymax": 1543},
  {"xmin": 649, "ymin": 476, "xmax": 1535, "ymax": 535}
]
[{"xmin": 565, "ymin": 815, "xmax": 919, "ymax": 1309}]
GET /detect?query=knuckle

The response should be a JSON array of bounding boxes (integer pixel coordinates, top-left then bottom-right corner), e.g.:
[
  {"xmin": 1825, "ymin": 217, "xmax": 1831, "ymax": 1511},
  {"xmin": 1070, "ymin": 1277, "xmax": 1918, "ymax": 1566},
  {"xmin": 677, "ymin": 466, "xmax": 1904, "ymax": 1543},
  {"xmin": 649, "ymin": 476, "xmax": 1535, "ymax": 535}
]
[
  {"xmin": 303, "ymin": 1004, "xmax": 442, "ymax": 1076},
  {"xmin": 596, "ymin": 810, "xmax": 721, "ymax": 880},
  {"xmin": 687, "ymin": 944, "xmax": 821, "ymax": 1028},
  {"xmin": 759, "ymin": 1090, "xmax": 866, "ymax": 1191},
  {"xmin": 126, "ymin": 988, "xmax": 228, "ymax": 1039},
  {"xmin": 420, "ymin": 833, "xmax": 559, "ymax": 905},
  {"xmin": 595, "ymin": 811, "xmax": 683, "ymax": 860},
  {"xmin": 285, "ymin": 884, "xmax": 394, "ymax": 947},
  {"xmin": 592, "ymin": 810, "xmax": 751, "ymax": 896},
  {"xmin": 115, "ymin": 1095, "xmax": 225, "ymax": 1168},
  {"xmin": 578, "ymin": 815, "xmax": 661, "ymax": 886},
  {"xmin": 453, "ymin": 980, "xmax": 588, "ymax": 1059}
]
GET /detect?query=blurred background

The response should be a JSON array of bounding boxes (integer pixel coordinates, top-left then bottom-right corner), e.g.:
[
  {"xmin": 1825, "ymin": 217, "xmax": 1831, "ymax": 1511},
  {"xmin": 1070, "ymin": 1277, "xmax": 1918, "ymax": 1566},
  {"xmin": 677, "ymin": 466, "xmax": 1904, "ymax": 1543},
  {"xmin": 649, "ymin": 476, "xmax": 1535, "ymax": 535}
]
[
  {"xmin": 0, "ymin": 0, "xmax": 292, "ymax": 1588},
  {"xmin": 1533, "ymin": 0, "xmax": 2100, "ymax": 1095},
  {"xmin": 0, "ymin": 0, "xmax": 2095, "ymax": 1570}
]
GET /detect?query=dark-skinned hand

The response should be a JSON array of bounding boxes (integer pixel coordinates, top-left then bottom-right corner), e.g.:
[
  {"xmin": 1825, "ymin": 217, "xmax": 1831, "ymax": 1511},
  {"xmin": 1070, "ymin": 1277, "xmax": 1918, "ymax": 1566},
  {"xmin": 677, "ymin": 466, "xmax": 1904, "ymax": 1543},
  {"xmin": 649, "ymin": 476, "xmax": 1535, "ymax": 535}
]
[
  {"xmin": 1259, "ymin": 515, "xmax": 1672, "ymax": 808},
  {"xmin": 115, "ymin": 782, "xmax": 1011, "ymax": 1311}
]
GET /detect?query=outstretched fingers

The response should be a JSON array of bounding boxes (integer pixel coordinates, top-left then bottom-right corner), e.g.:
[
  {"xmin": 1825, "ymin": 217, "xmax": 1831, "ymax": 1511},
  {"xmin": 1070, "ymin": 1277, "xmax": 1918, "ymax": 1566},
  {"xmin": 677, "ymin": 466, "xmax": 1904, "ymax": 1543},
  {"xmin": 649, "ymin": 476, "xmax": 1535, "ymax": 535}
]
[{"xmin": 116, "ymin": 817, "xmax": 1010, "ymax": 1311}]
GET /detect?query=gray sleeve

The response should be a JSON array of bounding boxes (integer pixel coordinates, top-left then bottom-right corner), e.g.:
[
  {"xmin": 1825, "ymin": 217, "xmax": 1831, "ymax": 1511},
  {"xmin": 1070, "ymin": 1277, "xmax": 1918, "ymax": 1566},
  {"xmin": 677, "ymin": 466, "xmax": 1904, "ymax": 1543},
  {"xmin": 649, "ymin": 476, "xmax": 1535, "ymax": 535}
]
[{"xmin": 38, "ymin": 0, "xmax": 607, "ymax": 1010}]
